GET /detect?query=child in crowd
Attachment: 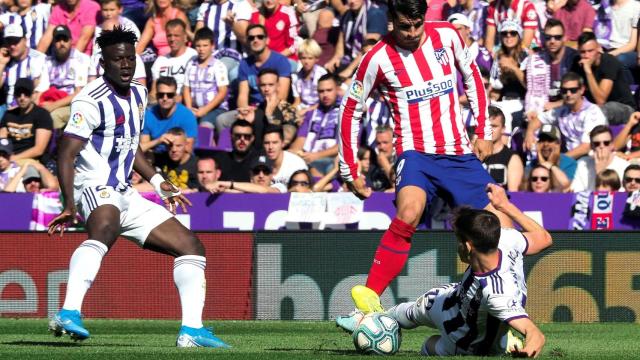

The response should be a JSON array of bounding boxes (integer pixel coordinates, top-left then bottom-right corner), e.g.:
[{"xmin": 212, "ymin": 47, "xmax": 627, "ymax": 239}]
[
  {"xmin": 92, "ymin": 0, "xmax": 141, "ymax": 57},
  {"xmin": 182, "ymin": 27, "xmax": 230, "ymax": 130},
  {"xmin": 596, "ymin": 169, "xmax": 622, "ymax": 192},
  {"xmin": 292, "ymin": 39, "xmax": 326, "ymax": 113}
]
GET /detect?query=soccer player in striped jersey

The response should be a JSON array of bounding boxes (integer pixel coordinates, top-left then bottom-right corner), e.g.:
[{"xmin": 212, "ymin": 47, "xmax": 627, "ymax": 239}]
[
  {"xmin": 389, "ymin": 184, "xmax": 549, "ymax": 357},
  {"xmin": 47, "ymin": 25, "xmax": 229, "ymax": 349},
  {"xmin": 343, "ymin": 184, "xmax": 551, "ymax": 357},
  {"xmin": 337, "ymin": 0, "xmax": 511, "ymax": 315}
]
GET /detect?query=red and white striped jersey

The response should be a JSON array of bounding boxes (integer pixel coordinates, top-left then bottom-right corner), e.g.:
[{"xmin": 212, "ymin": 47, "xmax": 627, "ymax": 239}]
[
  {"xmin": 486, "ymin": 0, "xmax": 540, "ymax": 45},
  {"xmin": 339, "ymin": 21, "xmax": 490, "ymax": 182}
]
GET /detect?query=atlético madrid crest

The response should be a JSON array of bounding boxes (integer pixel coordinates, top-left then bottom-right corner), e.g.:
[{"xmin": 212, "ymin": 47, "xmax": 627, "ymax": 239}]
[{"xmin": 434, "ymin": 48, "xmax": 449, "ymax": 66}]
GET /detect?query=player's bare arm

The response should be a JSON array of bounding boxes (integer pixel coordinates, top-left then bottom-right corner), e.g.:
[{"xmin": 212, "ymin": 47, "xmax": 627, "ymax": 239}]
[
  {"xmin": 346, "ymin": 177, "xmax": 372, "ymax": 200},
  {"xmin": 486, "ymin": 183, "xmax": 552, "ymax": 254},
  {"xmin": 47, "ymin": 136, "xmax": 87, "ymax": 237},
  {"xmin": 508, "ymin": 317, "xmax": 546, "ymax": 358},
  {"xmin": 473, "ymin": 138, "xmax": 493, "ymax": 161},
  {"xmin": 133, "ymin": 146, "xmax": 191, "ymax": 215}
]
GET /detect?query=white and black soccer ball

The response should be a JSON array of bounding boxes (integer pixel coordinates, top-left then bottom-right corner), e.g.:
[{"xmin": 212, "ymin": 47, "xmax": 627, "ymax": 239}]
[{"xmin": 352, "ymin": 313, "xmax": 402, "ymax": 355}]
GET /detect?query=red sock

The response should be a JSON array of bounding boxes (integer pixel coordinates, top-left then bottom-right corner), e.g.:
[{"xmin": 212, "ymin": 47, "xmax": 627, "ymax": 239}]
[{"xmin": 365, "ymin": 218, "xmax": 415, "ymax": 295}]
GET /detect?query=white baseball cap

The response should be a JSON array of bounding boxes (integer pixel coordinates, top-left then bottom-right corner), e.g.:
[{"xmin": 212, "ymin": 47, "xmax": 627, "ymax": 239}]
[
  {"xmin": 4, "ymin": 24, "xmax": 24, "ymax": 39},
  {"xmin": 447, "ymin": 13, "xmax": 472, "ymax": 29}
]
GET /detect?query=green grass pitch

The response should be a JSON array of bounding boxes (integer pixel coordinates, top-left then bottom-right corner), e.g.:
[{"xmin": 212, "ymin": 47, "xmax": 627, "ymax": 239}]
[{"xmin": 0, "ymin": 319, "xmax": 638, "ymax": 359}]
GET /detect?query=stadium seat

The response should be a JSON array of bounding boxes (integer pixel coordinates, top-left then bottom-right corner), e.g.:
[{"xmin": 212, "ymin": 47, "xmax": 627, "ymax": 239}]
[
  {"xmin": 215, "ymin": 127, "xmax": 232, "ymax": 152},
  {"xmin": 197, "ymin": 126, "xmax": 216, "ymax": 149}
]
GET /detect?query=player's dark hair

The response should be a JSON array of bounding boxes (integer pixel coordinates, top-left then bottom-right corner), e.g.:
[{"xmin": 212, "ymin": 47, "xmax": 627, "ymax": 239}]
[
  {"xmin": 258, "ymin": 68, "xmax": 279, "ymax": 80},
  {"xmin": 263, "ymin": 125, "xmax": 284, "ymax": 141},
  {"xmin": 96, "ymin": 24, "xmax": 137, "ymax": 51},
  {"xmin": 488, "ymin": 106, "xmax": 505, "ymax": 127},
  {"xmin": 363, "ymin": 38, "xmax": 378, "ymax": 48},
  {"xmin": 544, "ymin": 18, "xmax": 564, "ymax": 33},
  {"xmin": 451, "ymin": 207, "xmax": 500, "ymax": 254},
  {"xmin": 156, "ymin": 76, "xmax": 177, "ymax": 90},
  {"xmin": 247, "ymin": 23, "xmax": 267, "ymax": 36},
  {"xmin": 561, "ymin": 71, "xmax": 584, "ymax": 87},
  {"xmin": 318, "ymin": 73, "xmax": 339, "ymax": 86},
  {"xmin": 577, "ymin": 31, "xmax": 597, "ymax": 47},
  {"xmin": 388, "ymin": 0, "xmax": 427, "ymax": 21},
  {"xmin": 166, "ymin": 18, "xmax": 186, "ymax": 31},
  {"xmin": 194, "ymin": 27, "xmax": 214, "ymax": 44},
  {"xmin": 589, "ymin": 125, "xmax": 612, "ymax": 142},
  {"xmin": 231, "ymin": 119, "xmax": 254, "ymax": 134}
]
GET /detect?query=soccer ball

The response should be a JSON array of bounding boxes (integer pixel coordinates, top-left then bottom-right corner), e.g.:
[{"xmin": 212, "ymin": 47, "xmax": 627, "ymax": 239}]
[{"xmin": 352, "ymin": 313, "xmax": 402, "ymax": 355}]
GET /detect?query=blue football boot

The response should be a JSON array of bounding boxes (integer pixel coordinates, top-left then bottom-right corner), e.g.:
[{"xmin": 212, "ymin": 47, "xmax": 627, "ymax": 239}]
[{"xmin": 48, "ymin": 309, "xmax": 90, "ymax": 341}]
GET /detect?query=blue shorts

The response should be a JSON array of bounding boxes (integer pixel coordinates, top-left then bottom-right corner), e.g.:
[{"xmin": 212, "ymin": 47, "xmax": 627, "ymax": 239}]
[{"xmin": 395, "ymin": 151, "xmax": 493, "ymax": 209}]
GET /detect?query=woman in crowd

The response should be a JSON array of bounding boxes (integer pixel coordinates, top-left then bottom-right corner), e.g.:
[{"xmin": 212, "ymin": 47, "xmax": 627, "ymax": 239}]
[{"xmin": 136, "ymin": 0, "xmax": 192, "ymax": 58}]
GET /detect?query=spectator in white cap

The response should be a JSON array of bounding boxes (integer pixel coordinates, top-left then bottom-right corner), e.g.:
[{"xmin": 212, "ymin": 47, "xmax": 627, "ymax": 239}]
[
  {"xmin": 3, "ymin": 158, "xmax": 59, "ymax": 193},
  {"xmin": 0, "ymin": 138, "xmax": 21, "ymax": 191},
  {"xmin": 0, "ymin": 23, "xmax": 50, "ymax": 118},
  {"xmin": 489, "ymin": 19, "xmax": 527, "ymax": 102},
  {"xmin": 448, "ymin": 12, "xmax": 493, "ymax": 111},
  {"xmin": 0, "ymin": 0, "xmax": 51, "ymax": 49}
]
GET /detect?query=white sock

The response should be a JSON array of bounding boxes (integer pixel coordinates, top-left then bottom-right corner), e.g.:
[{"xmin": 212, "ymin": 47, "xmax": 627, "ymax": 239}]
[
  {"xmin": 174, "ymin": 255, "xmax": 206, "ymax": 328},
  {"xmin": 62, "ymin": 240, "xmax": 108, "ymax": 312},
  {"xmin": 387, "ymin": 302, "xmax": 420, "ymax": 329}
]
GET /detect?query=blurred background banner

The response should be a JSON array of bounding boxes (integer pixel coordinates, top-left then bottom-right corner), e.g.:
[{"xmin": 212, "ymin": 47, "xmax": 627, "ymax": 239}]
[
  {"xmin": 1, "ymin": 231, "xmax": 639, "ymax": 323},
  {"xmin": 1, "ymin": 192, "xmax": 640, "ymax": 231}
]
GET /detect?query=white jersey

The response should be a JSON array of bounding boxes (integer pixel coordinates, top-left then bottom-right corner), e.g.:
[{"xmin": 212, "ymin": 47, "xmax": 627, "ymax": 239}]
[
  {"xmin": 0, "ymin": 4, "xmax": 51, "ymax": 49},
  {"xmin": 151, "ymin": 47, "xmax": 198, "ymax": 94},
  {"xmin": 45, "ymin": 49, "xmax": 91, "ymax": 95},
  {"xmin": 431, "ymin": 228, "xmax": 529, "ymax": 355},
  {"xmin": 3, "ymin": 48, "xmax": 49, "ymax": 107},
  {"xmin": 63, "ymin": 77, "xmax": 148, "ymax": 199}
]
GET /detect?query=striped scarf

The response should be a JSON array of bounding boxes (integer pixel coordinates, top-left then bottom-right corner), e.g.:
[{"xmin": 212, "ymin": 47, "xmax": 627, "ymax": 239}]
[{"xmin": 524, "ymin": 50, "xmax": 550, "ymax": 114}]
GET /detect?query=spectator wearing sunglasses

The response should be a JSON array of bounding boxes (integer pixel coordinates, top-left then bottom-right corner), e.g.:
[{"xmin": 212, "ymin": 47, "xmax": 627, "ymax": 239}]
[
  {"xmin": 545, "ymin": 0, "xmax": 595, "ymax": 46},
  {"xmin": 205, "ymin": 155, "xmax": 283, "ymax": 194},
  {"xmin": 287, "ymin": 169, "xmax": 313, "ymax": 193},
  {"xmin": 525, "ymin": 72, "xmax": 606, "ymax": 160},
  {"xmin": 215, "ymin": 119, "xmax": 261, "ymax": 182},
  {"xmin": 571, "ymin": 125, "xmax": 630, "ymax": 192},
  {"xmin": 622, "ymin": 164, "xmax": 640, "ymax": 193},
  {"xmin": 526, "ymin": 165, "xmax": 554, "ymax": 193},
  {"xmin": 521, "ymin": 19, "xmax": 577, "ymax": 114},
  {"xmin": 489, "ymin": 20, "xmax": 527, "ymax": 102},
  {"xmin": 141, "ymin": 76, "xmax": 198, "ymax": 154}
]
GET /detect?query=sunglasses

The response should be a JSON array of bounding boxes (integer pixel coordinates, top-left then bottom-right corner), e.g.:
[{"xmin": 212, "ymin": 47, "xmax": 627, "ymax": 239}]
[
  {"xmin": 531, "ymin": 176, "xmax": 549, "ymax": 182},
  {"xmin": 289, "ymin": 180, "xmax": 310, "ymax": 187},
  {"xmin": 252, "ymin": 168, "xmax": 272, "ymax": 175},
  {"xmin": 233, "ymin": 133, "xmax": 253, "ymax": 140},
  {"xmin": 624, "ymin": 177, "xmax": 640, "ymax": 184},
  {"xmin": 544, "ymin": 34, "xmax": 563, "ymax": 41},
  {"xmin": 592, "ymin": 140, "xmax": 611, "ymax": 147},
  {"xmin": 157, "ymin": 92, "xmax": 176, "ymax": 99},
  {"xmin": 248, "ymin": 34, "xmax": 266, "ymax": 41},
  {"xmin": 500, "ymin": 31, "xmax": 519, "ymax": 38},
  {"xmin": 15, "ymin": 91, "xmax": 32, "ymax": 97},
  {"xmin": 560, "ymin": 87, "xmax": 579, "ymax": 95}
]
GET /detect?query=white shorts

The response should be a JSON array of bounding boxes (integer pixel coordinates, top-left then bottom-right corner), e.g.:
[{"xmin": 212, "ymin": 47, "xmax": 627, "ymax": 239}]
[
  {"xmin": 412, "ymin": 284, "xmax": 474, "ymax": 356},
  {"xmin": 77, "ymin": 185, "xmax": 173, "ymax": 246}
]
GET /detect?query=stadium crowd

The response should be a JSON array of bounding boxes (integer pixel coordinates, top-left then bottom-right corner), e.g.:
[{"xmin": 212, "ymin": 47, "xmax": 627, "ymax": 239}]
[{"xmin": 1, "ymin": 0, "xmax": 640, "ymax": 196}]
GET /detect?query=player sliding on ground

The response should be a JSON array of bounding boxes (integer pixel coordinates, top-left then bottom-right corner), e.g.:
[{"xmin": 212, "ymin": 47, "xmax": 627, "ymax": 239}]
[
  {"xmin": 337, "ymin": 0, "xmax": 507, "ymax": 318},
  {"xmin": 46, "ymin": 25, "xmax": 229, "ymax": 349},
  {"xmin": 341, "ymin": 184, "xmax": 551, "ymax": 357}
]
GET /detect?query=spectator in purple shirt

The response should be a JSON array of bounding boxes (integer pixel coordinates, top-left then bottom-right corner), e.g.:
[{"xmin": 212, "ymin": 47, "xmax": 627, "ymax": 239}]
[
  {"xmin": 292, "ymin": 39, "xmax": 327, "ymax": 111},
  {"xmin": 290, "ymin": 73, "xmax": 340, "ymax": 177}
]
